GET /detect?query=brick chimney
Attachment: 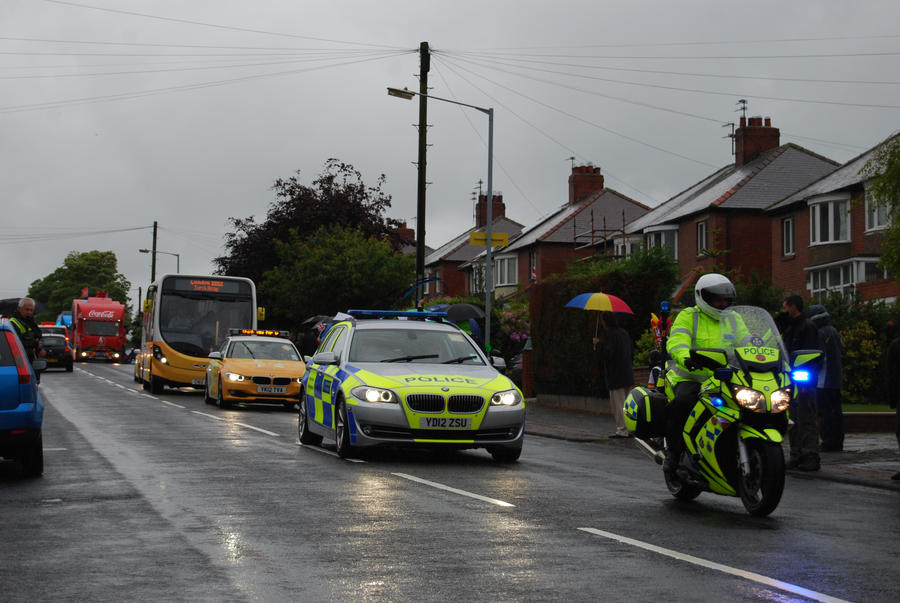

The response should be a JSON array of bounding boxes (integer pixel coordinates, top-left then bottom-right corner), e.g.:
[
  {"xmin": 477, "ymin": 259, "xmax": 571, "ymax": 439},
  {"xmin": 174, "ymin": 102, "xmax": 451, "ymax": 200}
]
[
  {"xmin": 568, "ymin": 164, "xmax": 605, "ymax": 204},
  {"xmin": 392, "ymin": 221, "xmax": 415, "ymax": 242},
  {"xmin": 735, "ymin": 116, "xmax": 780, "ymax": 166},
  {"xmin": 475, "ymin": 193, "xmax": 505, "ymax": 227}
]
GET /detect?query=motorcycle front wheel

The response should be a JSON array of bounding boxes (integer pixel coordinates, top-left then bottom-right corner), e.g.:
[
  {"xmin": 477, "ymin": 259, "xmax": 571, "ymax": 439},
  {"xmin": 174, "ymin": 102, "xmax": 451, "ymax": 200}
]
[{"xmin": 738, "ymin": 440, "xmax": 785, "ymax": 517}]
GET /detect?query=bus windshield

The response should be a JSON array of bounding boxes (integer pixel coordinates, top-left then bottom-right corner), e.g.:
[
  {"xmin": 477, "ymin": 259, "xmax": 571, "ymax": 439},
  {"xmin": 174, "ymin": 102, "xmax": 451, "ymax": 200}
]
[{"xmin": 159, "ymin": 284, "xmax": 254, "ymax": 357}]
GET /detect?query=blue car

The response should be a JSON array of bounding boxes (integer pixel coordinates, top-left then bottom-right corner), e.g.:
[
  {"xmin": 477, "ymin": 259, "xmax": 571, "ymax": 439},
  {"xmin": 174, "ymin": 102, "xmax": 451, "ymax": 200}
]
[{"xmin": 0, "ymin": 319, "xmax": 44, "ymax": 476}]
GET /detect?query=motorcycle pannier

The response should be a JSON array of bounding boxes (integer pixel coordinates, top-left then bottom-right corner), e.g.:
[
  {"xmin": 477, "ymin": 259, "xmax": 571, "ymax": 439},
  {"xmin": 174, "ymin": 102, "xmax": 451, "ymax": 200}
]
[{"xmin": 623, "ymin": 386, "xmax": 667, "ymax": 438}]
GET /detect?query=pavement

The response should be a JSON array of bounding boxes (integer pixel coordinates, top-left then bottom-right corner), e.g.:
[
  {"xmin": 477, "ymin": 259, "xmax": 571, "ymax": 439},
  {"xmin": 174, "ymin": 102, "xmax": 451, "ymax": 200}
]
[{"xmin": 524, "ymin": 400, "xmax": 900, "ymax": 493}]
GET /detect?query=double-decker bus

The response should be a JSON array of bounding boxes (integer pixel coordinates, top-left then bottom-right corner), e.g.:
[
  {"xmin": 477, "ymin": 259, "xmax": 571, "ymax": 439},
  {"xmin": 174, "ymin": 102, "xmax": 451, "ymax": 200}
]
[{"xmin": 135, "ymin": 274, "xmax": 260, "ymax": 394}]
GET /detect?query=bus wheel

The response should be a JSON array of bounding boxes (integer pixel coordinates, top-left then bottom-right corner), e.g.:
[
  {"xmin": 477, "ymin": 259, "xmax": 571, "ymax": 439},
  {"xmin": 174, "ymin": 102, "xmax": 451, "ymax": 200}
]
[{"xmin": 149, "ymin": 372, "xmax": 163, "ymax": 395}]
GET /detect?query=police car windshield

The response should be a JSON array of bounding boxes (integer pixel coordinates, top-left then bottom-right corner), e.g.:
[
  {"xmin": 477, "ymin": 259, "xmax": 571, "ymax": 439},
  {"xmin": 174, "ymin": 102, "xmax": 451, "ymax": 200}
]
[{"xmin": 349, "ymin": 328, "xmax": 484, "ymax": 365}]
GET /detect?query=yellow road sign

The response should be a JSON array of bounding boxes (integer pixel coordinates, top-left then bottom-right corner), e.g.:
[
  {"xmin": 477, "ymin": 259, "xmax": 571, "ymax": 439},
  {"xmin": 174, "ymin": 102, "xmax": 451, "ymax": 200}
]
[{"xmin": 469, "ymin": 232, "xmax": 509, "ymax": 246}]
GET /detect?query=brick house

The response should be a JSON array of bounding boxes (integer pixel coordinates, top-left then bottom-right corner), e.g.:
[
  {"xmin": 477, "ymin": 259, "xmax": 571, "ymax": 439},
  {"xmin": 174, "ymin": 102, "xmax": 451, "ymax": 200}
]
[
  {"xmin": 463, "ymin": 165, "xmax": 650, "ymax": 299},
  {"xmin": 623, "ymin": 116, "xmax": 839, "ymax": 296},
  {"xmin": 767, "ymin": 133, "xmax": 900, "ymax": 302},
  {"xmin": 422, "ymin": 194, "xmax": 523, "ymax": 298}
]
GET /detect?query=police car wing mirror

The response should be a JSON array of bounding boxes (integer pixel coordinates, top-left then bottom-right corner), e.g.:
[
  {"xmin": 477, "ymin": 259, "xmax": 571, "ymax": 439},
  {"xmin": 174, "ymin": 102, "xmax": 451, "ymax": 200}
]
[
  {"xmin": 208, "ymin": 351, "xmax": 222, "ymax": 360},
  {"xmin": 689, "ymin": 348, "xmax": 728, "ymax": 370},
  {"xmin": 312, "ymin": 351, "xmax": 338, "ymax": 366},
  {"xmin": 492, "ymin": 356, "xmax": 507, "ymax": 371}
]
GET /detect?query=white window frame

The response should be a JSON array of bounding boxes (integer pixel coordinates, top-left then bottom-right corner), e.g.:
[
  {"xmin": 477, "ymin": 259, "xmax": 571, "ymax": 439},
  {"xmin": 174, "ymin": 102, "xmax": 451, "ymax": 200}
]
[
  {"xmin": 643, "ymin": 226, "xmax": 678, "ymax": 260},
  {"xmin": 865, "ymin": 196, "xmax": 890, "ymax": 232},
  {"xmin": 696, "ymin": 220, "xmax": 708, "ymax": 255},
  {"xmin": 493, "ymin": 255, "xmax": 518, "ymax": 287},
  {"xmin": 782, "ymin": 216, "xmax": 795, "ymax": 256},
  {"xmin": 469, "ymin": 263, "xmax": 485, "ymax": 295},
  {"xmin": 809, "ymin": 193, "xmax": 851, "ymax": 245}
]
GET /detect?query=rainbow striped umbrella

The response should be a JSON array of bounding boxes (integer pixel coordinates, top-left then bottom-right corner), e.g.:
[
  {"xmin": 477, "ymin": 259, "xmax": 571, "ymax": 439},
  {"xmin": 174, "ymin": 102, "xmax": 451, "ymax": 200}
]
[{"xmin": 565, "ymin": 292, "xmax": 633, "ymax": 314}]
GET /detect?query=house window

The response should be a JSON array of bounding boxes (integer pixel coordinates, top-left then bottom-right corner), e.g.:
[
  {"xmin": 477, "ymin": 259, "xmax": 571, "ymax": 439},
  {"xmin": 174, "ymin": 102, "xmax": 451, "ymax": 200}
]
[
  {"xmin": 469, "ymin": 264, "xmax": 485, "ymax": 295},
  {"xmin": 494, "ymin": 256, "xmax": 518, "ymax": 286},
  {"xmin": 644, "ymin": 229, "xmax": 678, "ymax": 259},
  {"xmin": 809, "ymin": 262, "xmax": 854, "ymax": 301},
  {"xmin": 696, "ymin": 221, "xmax": 707, "ymax": 255},
  {"xmin": 866, "ymin": 197, "xmax": 890, "ymax": 231},
  {"xmin": 614, "ymin": 236, "xmax": 640, "ymax": 258},
  {"xmin": 782, "ymin": 216, "xmax": 795, "ymax": 256},
  {"xmin": 809, "ymin": 196, "xmax": 850, "ymax": 244}
]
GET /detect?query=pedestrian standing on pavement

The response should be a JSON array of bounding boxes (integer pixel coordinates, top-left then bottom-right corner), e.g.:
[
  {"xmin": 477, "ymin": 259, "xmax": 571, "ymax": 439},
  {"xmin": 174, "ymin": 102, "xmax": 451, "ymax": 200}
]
[
  {"xmin": 593, "ymin": 312, "xmax": 634, "ymax": 438},
  {"xmin": 808, "ymin": 304, "xmax": 844, "ymax": 452},
  {"xmin": 884, "ymin": 327, "xmax": 900, "ymax": 481},
  {"xmin": 781, "ymin": 294, "xmax": 822, "ymax": 472}
]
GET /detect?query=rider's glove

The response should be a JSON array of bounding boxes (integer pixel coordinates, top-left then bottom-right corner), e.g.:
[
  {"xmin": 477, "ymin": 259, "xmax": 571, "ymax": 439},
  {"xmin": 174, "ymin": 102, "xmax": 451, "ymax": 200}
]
[{"xmin": 683, "ymin": 357, "xmax": 699, "ymax": 372}]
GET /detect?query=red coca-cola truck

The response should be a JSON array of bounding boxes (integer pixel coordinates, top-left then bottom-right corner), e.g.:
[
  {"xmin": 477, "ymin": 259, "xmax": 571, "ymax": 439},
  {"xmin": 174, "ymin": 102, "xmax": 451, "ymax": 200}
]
[{"xmin": 71, "ymin": 293, "xmax": 126, "ymax": 362}]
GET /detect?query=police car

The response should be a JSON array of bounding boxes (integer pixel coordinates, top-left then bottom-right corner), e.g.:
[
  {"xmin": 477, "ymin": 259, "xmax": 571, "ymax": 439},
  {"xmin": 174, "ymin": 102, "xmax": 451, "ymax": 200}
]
[
  {"xmin": 205, "ymin": 329, "xmax": 306, "ymax": 410},
  {"xmin": 298, "ymin": 310, "xmax": 524, "ymax": 462}
]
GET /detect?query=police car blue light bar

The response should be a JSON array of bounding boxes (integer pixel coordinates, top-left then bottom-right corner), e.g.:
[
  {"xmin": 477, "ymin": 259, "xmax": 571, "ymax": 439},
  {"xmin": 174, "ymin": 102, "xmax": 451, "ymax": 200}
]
[{"xmin": 347, "ymin": 309, "xmax": 448, "ymax": 319}]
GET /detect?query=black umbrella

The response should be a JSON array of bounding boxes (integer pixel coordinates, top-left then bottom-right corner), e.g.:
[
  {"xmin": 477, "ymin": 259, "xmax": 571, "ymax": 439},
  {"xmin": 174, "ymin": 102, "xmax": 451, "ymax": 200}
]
[
  {"xmin": 301, "ymin": 314, "xmax": 331, "ymax": 327},
  {"xmin": 444, "ymin": 303, "xmax": 485, "ymax": 322}
]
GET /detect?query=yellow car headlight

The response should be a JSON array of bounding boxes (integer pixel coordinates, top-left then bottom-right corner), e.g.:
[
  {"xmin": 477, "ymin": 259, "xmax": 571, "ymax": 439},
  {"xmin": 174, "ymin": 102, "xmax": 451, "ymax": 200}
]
[
  {"xmin": 225, "ymin": 371, "xmax": 245, "ymax": 382},
  {"xmin": 733, "ymin": 386, "xmax": 766, "ymax": 411},
  {"xmin": 490, "ymin": 389, "xmax": 523, "ymax": 406},
  {"xmin": 770, "ymin": 387, "xmax": 792, "ymax": 412}
]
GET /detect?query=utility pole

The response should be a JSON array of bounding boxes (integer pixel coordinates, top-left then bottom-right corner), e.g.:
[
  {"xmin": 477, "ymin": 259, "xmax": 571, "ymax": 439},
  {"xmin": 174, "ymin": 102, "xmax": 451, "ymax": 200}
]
[
  {"xmin": 151, "ymin": 221, "xmax": 158, "ymax": 283},
  {"xmin": 415, "ymin": 41, "xmax": 429, "ymax": 302}
]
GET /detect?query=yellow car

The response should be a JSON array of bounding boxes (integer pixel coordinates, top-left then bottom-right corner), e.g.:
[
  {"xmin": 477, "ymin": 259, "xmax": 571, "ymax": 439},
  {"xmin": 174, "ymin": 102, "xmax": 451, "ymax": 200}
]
[{"xmin": 204, "ymin": 330, "xmax": 305, "ymax": 410}]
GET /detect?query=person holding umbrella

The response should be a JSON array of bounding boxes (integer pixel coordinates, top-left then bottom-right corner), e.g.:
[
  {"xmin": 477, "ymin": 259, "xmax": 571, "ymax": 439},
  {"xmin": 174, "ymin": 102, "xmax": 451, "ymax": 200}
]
[
  {"xmin": 593, "ymin": 312, "xmax": 634, "ymax": 438},
  {"xmin": 566, "ymin": 292, "xmax": 635, "ymax": 438}
]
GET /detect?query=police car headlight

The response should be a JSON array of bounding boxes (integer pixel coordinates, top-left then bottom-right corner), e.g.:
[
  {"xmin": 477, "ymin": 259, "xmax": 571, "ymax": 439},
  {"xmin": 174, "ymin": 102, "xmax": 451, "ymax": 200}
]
[
  {"xmin": 732, "ymin": 386, "xmax": 765, "ymax": 411},
  {"xmin": 770, "ymin": 387, "xmax": 792, "ymax": 412},
  {"xmin": 225, "ymin": 371, "xmax": 245, "ymax": 382},
  {"xmin": 490, "ymin": 389, "xmax": 522, "ymax": 406},
  {"xmin": 351, "ymin": 386, "xmax": 398, "ymax": 404}
]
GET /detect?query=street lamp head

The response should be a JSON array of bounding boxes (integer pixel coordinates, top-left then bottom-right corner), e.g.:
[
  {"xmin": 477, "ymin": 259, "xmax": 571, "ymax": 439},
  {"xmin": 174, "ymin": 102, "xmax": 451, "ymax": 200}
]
[
  {"xmin": 139, "ymin": 249, "xmax": 150, "ymax": 253},
  {"xmin": 387, "ymin": 87, "xmax": 416, "ymax": 100}
]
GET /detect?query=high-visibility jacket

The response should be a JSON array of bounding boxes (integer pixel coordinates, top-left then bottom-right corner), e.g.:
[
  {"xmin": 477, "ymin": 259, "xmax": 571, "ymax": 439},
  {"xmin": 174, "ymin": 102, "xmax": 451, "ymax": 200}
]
[
  {"xmin": 665, "ymin": 306, "xmax": 749, "ymax": 386},
  {"xmin": 9, "ymin": 314, "xmax": 41, "ymax": 360}
]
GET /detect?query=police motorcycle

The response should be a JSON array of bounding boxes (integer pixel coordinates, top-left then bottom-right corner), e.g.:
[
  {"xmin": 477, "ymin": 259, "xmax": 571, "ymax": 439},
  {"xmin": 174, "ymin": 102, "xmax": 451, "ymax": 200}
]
[{"xmin": 624, "ymin": 305, "xmax": 821, "ymax": 517}]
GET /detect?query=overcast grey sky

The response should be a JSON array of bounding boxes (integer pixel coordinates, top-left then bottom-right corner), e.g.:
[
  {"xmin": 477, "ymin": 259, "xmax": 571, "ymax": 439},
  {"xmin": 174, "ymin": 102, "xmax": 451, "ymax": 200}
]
[{"xmin": 2, "ymin": 0, "xmax": 898, "ymax": 310}]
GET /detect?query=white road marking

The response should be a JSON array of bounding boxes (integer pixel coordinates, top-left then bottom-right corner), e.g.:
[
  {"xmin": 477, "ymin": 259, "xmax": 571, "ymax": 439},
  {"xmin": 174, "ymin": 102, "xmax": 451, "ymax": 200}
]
[
  {"xmin": 392, "ymin": 472, "xmax": 515, "ymax": 508},
  {"xmin": 235, "ymin": 422, "xmax": 278, "ymax": 437},
  {"xmin": 161, "ymin": 400, "xmax": 185, "ymax": 409},
  {"xmin": 43, "ymin": 447, "xmax": 68, "ymax": 452},
  {"xmin": 191, "ymin": 411, "xmax": 224, "ymax": 421},
  {"xmin": 577, "ymin": 528, "xmax": 851, "ymax": 603}
]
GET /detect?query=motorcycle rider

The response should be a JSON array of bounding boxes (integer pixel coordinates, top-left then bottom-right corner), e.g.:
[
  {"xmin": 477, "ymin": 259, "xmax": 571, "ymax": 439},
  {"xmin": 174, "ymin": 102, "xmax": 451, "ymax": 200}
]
[{"xmin": 664, "ymin": 273, "xmax": 745, "ymax": 474}]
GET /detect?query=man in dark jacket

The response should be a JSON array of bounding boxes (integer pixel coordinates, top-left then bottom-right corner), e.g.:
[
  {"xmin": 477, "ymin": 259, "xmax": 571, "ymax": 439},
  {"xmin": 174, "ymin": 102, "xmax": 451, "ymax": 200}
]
[
  {"xmin": 885, "ymin": 330, "xmax": 900, "ymax": 481},
  {"xmin": 9, "ymin": 297, "xmax": 43, "ymax": 362},
  {"xmin": 781, "ymin": 295, "xmax": 821, "ymax": 471},
  {"xmin": 593, "ymin": 312, "xmax": 634, "ymax": 438},
  {"xmin": 808, "ymin": 304, "xmax": 843, "ymax": 452}
]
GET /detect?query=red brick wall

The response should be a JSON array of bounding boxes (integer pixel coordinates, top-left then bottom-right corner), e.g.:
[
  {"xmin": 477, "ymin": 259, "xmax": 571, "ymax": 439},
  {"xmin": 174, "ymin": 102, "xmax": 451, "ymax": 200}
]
[
  {"xmin": 438, "ymin": 263, "xmax": 467, "ymax": 297},
  {"xmin": 676, "ymin": 212, "xmax": 773, "ymax": 283},
  {"xmin": 771, "ymin": 206, "xmax": 811, "ymax": 297}
]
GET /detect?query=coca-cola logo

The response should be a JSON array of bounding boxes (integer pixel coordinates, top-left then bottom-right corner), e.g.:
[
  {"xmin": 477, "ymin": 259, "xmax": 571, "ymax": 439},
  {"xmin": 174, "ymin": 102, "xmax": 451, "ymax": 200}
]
[{"xmin": 88, "ymin": 310, "xmax": 116, "ymax": 320}]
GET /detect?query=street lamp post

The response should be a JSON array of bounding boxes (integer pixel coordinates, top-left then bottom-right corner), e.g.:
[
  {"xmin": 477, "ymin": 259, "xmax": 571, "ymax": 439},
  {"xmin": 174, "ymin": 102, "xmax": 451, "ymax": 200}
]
[
  {"xmin": 387, "ymin": 87, "xmax": 495, "ymax": 353},
  {"xmin": 139, "ymin": 248, "xmax": 180, "ymax": 277}
]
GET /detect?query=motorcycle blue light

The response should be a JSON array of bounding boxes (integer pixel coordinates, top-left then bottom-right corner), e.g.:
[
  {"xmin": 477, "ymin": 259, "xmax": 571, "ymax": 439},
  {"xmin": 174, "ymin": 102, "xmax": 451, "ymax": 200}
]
[
  {"xmin": 792, "ymin": 370, "xmax": 811, "ymax": 382},
  {"xmin": 711, "ymin": 396, "xmax": 725, "ymax": 407}
]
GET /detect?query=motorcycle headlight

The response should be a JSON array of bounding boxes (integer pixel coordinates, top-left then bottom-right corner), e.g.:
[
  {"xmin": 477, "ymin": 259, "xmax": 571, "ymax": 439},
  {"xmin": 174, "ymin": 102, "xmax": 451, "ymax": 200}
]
[
  {"xmin": 351, "ymin": 386, "xmax": 398, "ymax": 404},
  {"xmin": 490, "ymin": 389, "xmax": 523, "ymax": 406},
  {"xmin": 225, "ymin": 371, "xmax": 245, "ymax": 382},
  {"xmin": 770, "ymin": 387, "xmax": 792, "ymax": 412},
  {"xmin": 733, "ymin": 386, "xmax": 766, "ymax": 411}
]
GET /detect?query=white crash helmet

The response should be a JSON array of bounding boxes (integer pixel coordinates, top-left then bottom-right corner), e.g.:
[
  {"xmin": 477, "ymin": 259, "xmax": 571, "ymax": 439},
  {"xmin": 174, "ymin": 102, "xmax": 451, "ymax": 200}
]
[{"xmin": 694, "ymin": 273, "xmax": 736, "ymax": 318}]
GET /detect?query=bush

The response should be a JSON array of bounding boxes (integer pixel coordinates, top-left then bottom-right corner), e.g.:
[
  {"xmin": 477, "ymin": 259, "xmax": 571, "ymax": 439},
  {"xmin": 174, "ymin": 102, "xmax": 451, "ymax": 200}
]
[{"xmin": 839, "ymin": 320, "xmax": 881, "ymax": 405}]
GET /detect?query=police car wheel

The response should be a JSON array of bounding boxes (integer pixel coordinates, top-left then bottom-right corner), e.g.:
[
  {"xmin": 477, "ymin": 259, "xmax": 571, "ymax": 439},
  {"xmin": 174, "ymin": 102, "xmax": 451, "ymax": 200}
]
[
  {"xmin": 298, "ymin": 398, "xmax": 322, "ymax": 446},
  {"xmin": 334, "ymin": 397, "xmax": 352, "ymax": 458},
  {"xmin": 488, "ymin": 443, "xmax": 522, "ymax": 463}
]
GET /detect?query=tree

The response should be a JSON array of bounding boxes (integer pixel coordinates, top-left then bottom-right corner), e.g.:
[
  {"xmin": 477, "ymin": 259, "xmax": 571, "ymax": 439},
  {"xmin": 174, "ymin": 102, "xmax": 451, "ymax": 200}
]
[
  {"xmin": 261, "ymin": 224, "xmax": 415, "ymax": 320},
  {"xmin": 860, "ymin": 135, "xmax": 900, "ymax": 278},
  {"xmin": 28, "ymin": 250, "xmax": 131, "ymax": 320},
  {"xmin": 215, "ymin": 159, "xmax": 409, "ymax": 286}
]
